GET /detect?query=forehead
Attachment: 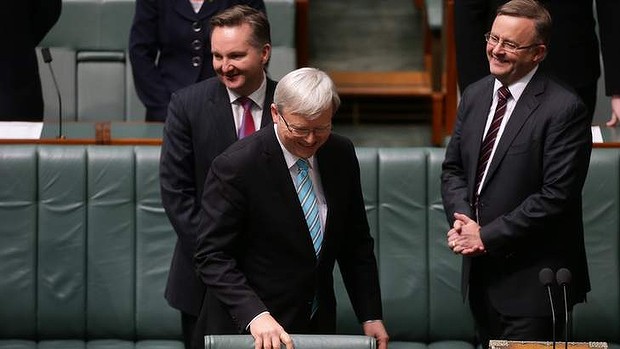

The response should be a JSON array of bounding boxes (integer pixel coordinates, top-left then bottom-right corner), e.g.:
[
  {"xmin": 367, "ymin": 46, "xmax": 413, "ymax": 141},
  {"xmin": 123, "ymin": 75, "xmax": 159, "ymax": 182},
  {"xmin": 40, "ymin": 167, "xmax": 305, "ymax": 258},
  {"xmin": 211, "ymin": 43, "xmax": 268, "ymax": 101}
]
[
  {"xmin": 211, "ymin": 23, "xmax": 253, "ymax": 49},
  {"xmin": 491, "ymin": 15, "xmax": 537, "ymax": 43},
  {"xmin": 282, "ymin": 106, "xmax": 333, "ymax": 125}
]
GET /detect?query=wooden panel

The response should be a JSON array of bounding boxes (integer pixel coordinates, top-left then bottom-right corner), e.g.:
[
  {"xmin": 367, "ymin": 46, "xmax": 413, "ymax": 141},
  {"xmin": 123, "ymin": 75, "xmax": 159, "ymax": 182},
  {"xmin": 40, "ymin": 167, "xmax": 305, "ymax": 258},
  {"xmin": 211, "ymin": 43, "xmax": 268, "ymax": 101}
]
[{"xmin": 328, "ymin": 71, "xmax": 433, "ymax": 97}]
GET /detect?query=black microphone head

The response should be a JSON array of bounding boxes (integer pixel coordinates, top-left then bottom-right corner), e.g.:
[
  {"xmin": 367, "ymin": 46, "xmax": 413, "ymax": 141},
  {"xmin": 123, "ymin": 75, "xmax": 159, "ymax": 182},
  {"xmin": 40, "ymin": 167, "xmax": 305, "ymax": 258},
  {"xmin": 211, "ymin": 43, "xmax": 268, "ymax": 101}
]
[
  {"xmin": 556, "ymin": 268, "xmax": 572, "ymax": 286},
  {"xmin": 41, "ymin": 47, "xmax": 53, "ymax": 63},
  {"xmin": 539, "ymin": 268, "xmax": 555, "ymax": 286}
]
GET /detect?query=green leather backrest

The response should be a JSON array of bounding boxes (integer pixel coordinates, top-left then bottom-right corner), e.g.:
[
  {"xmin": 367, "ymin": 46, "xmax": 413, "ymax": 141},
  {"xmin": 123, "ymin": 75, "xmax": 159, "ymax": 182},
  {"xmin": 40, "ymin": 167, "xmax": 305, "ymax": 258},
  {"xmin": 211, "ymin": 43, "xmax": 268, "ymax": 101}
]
[
  {"xmin": 427, "ymin": 148, "xmax": 475, "ymax": 342},
  {"xmin": 38, "ymin": 0, "xmax": 297, "ymax": 122},
  {"xmin": 337, "ymin": 148, "xmax": 469, "ymax": 345},
  {"xmin": 0, "ymin": 145, "xmax": 180, "ymax": 341},
  {"xmin": 376, "ymin": 148, "xmax": 429, "ymax": 342},
  {"xmin": 1, "ymin": 146, "xmax": 619, "ymax": 347},
  {"xmin": 573, "ymin": 149, "xmax": 620, "ymax": 341}
]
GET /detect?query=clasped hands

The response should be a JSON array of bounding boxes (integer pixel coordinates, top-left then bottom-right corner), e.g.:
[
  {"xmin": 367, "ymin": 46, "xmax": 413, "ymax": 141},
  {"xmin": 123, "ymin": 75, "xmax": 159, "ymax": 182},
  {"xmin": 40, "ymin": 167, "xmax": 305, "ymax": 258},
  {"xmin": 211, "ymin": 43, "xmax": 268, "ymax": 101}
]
[
  {"xmin": 249, "ymin": 313, "xmax": 389, "ymax": 349},
  {"xmin": 446, "ymin": 212, "xmax": 486, "ymax": 256}
]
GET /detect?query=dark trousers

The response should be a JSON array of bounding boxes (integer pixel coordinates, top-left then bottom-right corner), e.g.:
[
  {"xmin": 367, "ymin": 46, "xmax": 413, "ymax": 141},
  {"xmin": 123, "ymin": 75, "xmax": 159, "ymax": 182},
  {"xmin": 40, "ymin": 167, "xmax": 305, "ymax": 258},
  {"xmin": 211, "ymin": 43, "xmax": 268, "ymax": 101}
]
[
  {"xmin": 182, "ymin": 312, "xmax": 198, "ymax": 349},
  {"xmin": 469, "ymin": 286, "xmax": 565, "ymax": 349}
]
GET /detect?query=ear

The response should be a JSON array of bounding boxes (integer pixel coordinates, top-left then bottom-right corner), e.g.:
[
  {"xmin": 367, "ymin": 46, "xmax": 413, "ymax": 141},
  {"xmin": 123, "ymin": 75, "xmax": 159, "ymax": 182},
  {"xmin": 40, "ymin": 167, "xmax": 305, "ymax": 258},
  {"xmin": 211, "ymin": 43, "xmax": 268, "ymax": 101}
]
[
  {"xmin": 532, "ymin": 44, "xmax": 547, "ymax": 63},
  {"xmin": 270, "ymin": 103, "xmax": 279, "ymax": 123},
  {"xmin": 261, "ymin": 44, "xmax": 272, "ymax": 66}
]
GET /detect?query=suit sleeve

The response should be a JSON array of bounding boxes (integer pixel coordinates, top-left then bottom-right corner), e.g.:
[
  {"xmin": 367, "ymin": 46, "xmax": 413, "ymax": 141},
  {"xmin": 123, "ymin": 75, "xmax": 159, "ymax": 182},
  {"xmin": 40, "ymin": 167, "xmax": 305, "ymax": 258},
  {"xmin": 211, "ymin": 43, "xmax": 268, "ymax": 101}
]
[
  {"xmin": 441, "ymin": 92, "xmax": 476, "ymax": 225},
  {"xmin": 129, "ymin": 0, "xmax": 170, "ymax": 120},
  {"xmin": 194, "ymin": 152, "xmax": 267, "ymax": 330},
  {"xmin": 481, "ymin": 95, "xmax": 592, "ymax": 256},
  {"xmin": 596, "ymin": 0, "xmax": 620, "ymax": 96},
  {"xmin": 336, "ymin": 141, "xmax": 383, "ymax": 323},
  {"xmin": 160, "ymin": 92, "xmax": 201, "ymax": 259}
]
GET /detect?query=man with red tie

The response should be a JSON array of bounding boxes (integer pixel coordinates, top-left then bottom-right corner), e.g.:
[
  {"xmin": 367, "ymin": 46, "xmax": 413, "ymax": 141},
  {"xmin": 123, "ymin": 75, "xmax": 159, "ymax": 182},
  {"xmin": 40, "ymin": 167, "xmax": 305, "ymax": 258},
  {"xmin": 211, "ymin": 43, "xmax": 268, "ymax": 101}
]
[{"xmin": 159, "ymin": 6, "xmax": 276, "ymax": 348}]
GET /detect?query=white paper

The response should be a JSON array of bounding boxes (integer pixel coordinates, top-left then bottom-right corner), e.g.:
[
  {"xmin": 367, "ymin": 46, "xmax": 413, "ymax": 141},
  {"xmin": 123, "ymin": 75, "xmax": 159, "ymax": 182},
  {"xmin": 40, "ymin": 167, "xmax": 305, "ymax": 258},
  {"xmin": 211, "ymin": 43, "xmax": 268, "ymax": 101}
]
[
  {"xmin": 591, "ymin": 126, "xmax": 603, "ymax": 143},
  {"xmin": 0, "ymin": 122, "xmax": 44, "ymax": 139}
]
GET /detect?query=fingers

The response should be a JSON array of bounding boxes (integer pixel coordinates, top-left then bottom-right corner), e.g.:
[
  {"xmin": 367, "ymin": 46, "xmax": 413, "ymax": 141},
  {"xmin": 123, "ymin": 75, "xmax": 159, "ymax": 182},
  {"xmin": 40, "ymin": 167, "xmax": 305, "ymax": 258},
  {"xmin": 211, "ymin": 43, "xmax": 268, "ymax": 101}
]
[
  {"xmin": 249, "ymin": 314, "xmax": 292, "ymax": 349},
  {"xmin": 280, "ymin": 332, "xmax": 294, "ymax": 349},
  {"xmin": 453, "ymin": 212, "xmax": 473, "ymax": 223}
]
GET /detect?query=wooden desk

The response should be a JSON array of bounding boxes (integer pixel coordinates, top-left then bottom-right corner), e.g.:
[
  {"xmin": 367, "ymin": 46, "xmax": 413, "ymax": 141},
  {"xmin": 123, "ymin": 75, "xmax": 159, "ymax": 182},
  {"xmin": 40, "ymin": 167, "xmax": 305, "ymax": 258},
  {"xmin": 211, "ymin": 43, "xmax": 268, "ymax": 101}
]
[
  {"xmin": 0, "ymin": 121, "xmax": 163, "ymax": 145},
  {"xmin": 594, "ymin": 124, "xmax": 620, "ymax": 148}
]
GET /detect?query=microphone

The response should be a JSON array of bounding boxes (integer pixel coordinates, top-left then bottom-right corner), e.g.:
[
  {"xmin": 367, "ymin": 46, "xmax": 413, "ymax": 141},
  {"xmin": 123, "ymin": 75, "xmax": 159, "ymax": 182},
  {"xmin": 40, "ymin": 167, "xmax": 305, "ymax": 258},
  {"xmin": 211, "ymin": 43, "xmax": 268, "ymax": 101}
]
[
  {"xmin": 41, "ymin": 48, "xmax": 64, "ymax": 139},
  {"xmin": 539, "ymin": 268, "xmax": 556, "ymax": 349},
  {"xmin": 556, "ymin": 268, "xmax": 572, "ymax": 349}
]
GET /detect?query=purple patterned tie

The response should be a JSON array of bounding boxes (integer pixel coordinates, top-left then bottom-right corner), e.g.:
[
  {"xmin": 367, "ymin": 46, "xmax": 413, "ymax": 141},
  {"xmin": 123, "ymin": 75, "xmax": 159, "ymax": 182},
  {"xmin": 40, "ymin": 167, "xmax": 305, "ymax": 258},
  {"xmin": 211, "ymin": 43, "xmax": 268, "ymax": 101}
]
[{"xmin": 475, "ymin": 85, "xmax": 511, "ymax": 195}]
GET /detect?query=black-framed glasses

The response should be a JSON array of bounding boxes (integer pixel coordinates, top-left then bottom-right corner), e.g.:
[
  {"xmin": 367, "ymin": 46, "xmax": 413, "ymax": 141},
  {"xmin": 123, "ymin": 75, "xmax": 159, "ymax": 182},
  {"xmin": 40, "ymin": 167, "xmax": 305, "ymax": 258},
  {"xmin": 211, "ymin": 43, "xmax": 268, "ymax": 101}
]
[
  {"xmin": 484, "ymin": 32, "xmax": 541, "ymax": 53},
  {"xmin": 279, "ymin": 113, "xmax": 332, "ymax": 137}
]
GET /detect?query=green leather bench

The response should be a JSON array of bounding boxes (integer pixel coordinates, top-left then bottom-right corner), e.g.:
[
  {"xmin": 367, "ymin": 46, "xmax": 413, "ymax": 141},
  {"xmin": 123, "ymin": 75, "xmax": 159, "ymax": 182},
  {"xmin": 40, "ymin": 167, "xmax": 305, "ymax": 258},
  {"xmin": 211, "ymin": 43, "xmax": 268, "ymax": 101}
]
[
  {"xmin": 37, "ymin": 0, "xmax": 298, "ymax": 122},
  {"xmin": 0, "ymin": 145, "xmax": 618, "ymax": 348}
]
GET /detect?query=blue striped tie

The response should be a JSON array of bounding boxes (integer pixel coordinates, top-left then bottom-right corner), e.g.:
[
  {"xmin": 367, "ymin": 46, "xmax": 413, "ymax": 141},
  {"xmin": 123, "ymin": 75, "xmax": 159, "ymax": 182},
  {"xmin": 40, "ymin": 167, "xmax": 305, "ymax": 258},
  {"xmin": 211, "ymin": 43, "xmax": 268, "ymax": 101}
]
[{"xmin": 295, "ymin": 159, "xmax": 323, "ymax": 256}]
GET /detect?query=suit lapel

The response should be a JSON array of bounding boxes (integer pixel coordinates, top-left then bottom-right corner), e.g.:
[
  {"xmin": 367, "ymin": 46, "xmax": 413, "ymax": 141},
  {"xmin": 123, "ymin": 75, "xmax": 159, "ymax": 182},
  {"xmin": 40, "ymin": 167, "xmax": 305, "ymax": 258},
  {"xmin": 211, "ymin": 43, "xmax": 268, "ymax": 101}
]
[
  {"xmin": 466, "ymin": 78, "xmax": 495, "ymax": 200},
  {"xmin": 259, "ymin": 79, "xmax": 277, "ymax": 129},
  {"xmin": 209, "ymin": 83, "xmax": 238, "ymax": 143},
  {"xmin": 260, "ymin": 127, "xmax": 317, "ymax": 259},
  {"xmin": 173, "ymin": 0, "xmax": 198, "ymax": 21},
  {"xmin": 483, "ymin": 72, "xmax": 545, "ymax": 189}
]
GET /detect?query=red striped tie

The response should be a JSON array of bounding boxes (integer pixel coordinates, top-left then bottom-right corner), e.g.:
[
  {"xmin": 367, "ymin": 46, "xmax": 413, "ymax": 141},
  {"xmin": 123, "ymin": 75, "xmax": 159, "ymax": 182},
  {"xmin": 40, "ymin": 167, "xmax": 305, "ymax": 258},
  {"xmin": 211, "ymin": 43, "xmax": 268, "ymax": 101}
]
[{"xmin": 474, "ymin": 86, "xmax": 511, "ymax": 195}]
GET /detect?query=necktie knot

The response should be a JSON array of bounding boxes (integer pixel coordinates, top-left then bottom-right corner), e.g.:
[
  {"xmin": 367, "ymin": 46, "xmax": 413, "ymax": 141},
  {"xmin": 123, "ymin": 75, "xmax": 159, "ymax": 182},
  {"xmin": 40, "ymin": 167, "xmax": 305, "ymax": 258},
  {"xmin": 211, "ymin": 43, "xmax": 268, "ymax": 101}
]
[
  {"xmin": 498, "ymin": 86, "xmax": 511, "ymax": 102},
  {"xmin": 238, "ymin": 96, "xmax": 253, "ymax": 110},
  {"xmin": 297, "ymin": 158, "xmax": 309, "ymax": 172}
]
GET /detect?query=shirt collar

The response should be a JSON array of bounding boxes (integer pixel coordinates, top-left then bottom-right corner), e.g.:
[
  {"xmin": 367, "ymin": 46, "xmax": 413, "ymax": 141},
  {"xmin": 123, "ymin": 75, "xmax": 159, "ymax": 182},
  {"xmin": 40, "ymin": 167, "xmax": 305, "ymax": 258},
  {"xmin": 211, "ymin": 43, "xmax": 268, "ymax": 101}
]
[
  {"xmin": 273, "ymin": 124, "xmax": 317, "ymax": 171},
  {"xmin": 227, "ymin": 74, "xmax": 267, "ymax": 109},
  {"xmin": 493, "ymin": 65, "xmax": 538, "ymax": 103}
]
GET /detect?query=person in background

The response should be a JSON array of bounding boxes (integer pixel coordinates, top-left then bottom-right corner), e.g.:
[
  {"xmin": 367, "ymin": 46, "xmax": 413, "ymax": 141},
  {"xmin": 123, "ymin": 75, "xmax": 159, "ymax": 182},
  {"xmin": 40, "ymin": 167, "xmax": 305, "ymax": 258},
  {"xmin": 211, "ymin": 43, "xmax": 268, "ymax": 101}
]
[
  {"xmin": 159, "ymin": 6, "xmax": 274, "ymax": 349},
  {"xmin": 454, "ymin": 0, "xmax": 620, "ymax": 125},
  {"xmin": 129, "ymin": 0, "xmax": 265, "ymax": 121},
  {"xmin": 193, "ymin": 67, "xmax": 389, "ymax": 349},
  {"xmin": 442, "ymin": 0, "xmax": 591, "ymax": 347},
  {"xmin": 0, "ymin": 1, "xmax": 61, "ymax": 121}
]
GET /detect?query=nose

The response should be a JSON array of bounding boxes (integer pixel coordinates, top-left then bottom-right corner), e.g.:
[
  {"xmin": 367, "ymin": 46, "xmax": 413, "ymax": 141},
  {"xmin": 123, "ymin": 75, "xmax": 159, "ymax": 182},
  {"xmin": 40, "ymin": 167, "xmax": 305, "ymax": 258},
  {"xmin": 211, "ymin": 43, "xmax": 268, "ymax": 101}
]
[
  {"xmin": 491, "ymin": 42, "xmax": 505, "ymax": 55},
  {"xmin": 221, "ymin": 58, "xmax": 234, "ymax": 73},
  {"xmin": 303, "ymin": 131, "xmax": 317, "ymax": 143}
]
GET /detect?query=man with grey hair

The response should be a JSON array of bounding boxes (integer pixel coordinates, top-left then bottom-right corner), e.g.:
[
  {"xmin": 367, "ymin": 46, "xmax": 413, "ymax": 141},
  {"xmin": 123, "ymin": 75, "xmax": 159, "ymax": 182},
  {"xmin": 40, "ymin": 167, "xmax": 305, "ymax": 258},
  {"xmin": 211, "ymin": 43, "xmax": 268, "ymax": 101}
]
[{"xmin": 193, "ymin": 67, "xmax": 389, "ymax": 349}]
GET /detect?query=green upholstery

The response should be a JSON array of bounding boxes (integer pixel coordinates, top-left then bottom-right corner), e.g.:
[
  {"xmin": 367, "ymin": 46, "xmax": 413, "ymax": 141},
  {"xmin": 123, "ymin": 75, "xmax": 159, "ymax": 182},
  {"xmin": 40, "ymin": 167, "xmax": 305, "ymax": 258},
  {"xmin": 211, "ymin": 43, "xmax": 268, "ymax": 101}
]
[
  {"xmin": 0, "ymin": 146, "xmax": 180, "ymax": 348},
  {"xmin": 37, "ymin": 0, "xmax": 298, "ymax": 122},
  {"xmin": 0, "ymin": 146, "xmax": 618, "ymax": 348},
  {"xmin": 204, "ymin": 335, "xmax": 376, "ymax": 349}
]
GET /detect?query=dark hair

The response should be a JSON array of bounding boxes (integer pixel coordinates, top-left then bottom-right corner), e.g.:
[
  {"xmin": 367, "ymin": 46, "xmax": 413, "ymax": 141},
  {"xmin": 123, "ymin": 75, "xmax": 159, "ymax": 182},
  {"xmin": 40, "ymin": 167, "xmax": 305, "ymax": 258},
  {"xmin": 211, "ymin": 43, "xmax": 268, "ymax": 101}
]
[
  {"xmin": 210, "ymin": 5, "xmax": 271, "ymax": 49},
  {"xmin": 497, "ymin": 0, "xmax": 552, "ymax": 45}
]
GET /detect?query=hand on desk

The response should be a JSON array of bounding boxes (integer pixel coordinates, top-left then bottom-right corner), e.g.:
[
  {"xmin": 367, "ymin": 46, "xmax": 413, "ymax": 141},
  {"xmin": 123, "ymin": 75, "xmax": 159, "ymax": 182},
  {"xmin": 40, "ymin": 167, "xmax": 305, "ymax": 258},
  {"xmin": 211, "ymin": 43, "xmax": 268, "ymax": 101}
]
[
  {"xmin": 249, "ymin": 313, "xmax": 294, "ymax": 349},
  {"xmin": 363, "ymin": 320, "xmax": 389, "ymax": 349}
]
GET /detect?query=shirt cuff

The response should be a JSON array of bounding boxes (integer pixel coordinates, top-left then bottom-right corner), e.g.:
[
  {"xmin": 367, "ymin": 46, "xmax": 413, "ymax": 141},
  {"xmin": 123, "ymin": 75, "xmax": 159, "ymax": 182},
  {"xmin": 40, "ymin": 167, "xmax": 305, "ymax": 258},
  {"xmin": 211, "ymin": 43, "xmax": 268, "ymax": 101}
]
[
  {"xmin": 362, "ymin": 319, "xmax": 382, "ymax": 324},
  {"xmin": 246, "ymin": 311, "xmax": 270, "ymax": 331}
]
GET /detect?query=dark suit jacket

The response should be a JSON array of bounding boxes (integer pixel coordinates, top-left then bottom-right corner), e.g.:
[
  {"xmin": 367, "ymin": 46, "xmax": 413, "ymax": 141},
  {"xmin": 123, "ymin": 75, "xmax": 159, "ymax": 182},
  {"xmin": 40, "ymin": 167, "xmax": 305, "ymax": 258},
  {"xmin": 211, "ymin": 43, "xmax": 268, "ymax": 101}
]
[
  {"xmin": 441, "ymin": 71, "xmax": 591, "ymax": 317},
  {"xmin": 129, "ymin": 0, "xmax": 265, "ymax": 121},
  {"xmin": 0, "ymin": 0, "xmax": 61, "ymax": 121},
  {"xmin": 192, "ymin": 126, "xmax": 382, "ymax": 346},
  {"xmin": 160, "ymin": 76, "xmax": 276, "ymax": 317},
  {"xmin": 455, "ymin": 0, "xmax": 620, "ymax": 116}
]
